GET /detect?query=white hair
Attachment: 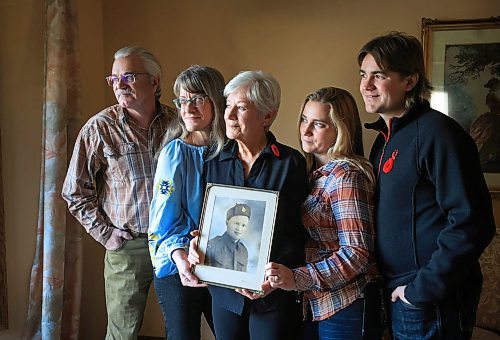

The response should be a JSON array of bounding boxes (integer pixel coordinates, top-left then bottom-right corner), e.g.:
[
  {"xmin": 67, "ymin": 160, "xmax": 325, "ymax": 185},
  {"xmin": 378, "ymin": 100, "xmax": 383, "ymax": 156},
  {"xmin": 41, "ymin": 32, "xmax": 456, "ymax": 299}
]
[
  {"xmin": 114, "ymin": 46, "xmax": 162, "ymax": 99},
  {"xmin": 224, "ymin": 70, "xmax": 281, "ymax": 115}
]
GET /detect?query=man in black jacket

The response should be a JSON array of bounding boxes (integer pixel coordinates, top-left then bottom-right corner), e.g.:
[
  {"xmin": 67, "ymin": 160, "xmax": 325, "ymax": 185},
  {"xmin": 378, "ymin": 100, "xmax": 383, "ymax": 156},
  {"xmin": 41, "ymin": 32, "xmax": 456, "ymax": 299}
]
[{"xmin": 359, "ymin": 32, "xmax": 495, "ymax": 339}]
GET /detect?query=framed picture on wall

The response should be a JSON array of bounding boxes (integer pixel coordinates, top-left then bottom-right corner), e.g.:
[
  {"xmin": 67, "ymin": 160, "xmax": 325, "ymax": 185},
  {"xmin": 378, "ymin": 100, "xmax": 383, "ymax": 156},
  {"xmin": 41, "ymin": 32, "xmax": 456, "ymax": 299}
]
[
  {"xmin": 193, "ymin": 183, "xmax": 279, "ymax": 293},
  {"xmin": 421, "ymin": 17, "xmax": 500, "ymax": 192}
]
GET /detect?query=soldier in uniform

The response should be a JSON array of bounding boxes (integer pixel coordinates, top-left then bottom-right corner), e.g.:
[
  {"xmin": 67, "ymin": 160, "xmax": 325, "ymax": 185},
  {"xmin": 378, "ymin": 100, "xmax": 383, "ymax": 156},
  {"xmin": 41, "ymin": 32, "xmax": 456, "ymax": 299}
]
[{"xmin": 205, "ymin": 203, "xmax": 251, "ymax": 272}]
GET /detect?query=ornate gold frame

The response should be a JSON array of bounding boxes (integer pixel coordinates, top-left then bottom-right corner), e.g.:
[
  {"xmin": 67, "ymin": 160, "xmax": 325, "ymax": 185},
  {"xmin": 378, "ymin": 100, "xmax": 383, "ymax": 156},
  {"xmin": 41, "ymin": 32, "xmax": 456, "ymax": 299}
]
[{"xmin": 422, "ymin": 17, "xmax": 500, "ymax": 194}]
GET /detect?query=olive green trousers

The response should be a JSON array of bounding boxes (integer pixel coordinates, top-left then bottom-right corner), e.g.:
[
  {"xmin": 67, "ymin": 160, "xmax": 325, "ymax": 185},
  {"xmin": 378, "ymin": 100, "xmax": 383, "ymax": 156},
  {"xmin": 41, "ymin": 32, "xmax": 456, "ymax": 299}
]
[{"xmin": 104, "ymin": 237, "xmax": 153, "ymax": 340}]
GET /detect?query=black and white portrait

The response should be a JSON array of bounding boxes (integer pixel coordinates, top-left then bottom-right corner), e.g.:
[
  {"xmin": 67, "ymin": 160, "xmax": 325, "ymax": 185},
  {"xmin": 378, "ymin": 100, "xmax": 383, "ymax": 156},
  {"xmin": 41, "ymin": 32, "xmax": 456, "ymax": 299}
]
[
  {"xmin": 205, "ymin": 198, "xmax": 266, "ymax": 274},
  {"xmin": 194, "ymin": 184, "xmax": 278, "ymax": 292}
]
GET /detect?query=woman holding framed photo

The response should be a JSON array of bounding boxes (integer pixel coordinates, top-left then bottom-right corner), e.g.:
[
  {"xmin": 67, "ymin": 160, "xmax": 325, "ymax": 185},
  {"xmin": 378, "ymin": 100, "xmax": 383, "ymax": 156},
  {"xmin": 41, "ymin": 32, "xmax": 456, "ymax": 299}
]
[{"xmin": 190, "ymin": 70, "xmax": 309, "ymax": 340}]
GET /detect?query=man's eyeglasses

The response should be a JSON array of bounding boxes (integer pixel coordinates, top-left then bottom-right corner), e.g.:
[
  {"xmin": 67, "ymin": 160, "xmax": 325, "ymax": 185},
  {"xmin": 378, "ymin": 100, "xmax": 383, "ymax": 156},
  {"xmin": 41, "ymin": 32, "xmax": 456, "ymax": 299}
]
[
  {"xmin": 172, "ymin": 96, "xmax": 208, "ymax": 110},
  {"xmin": 105, "ymin": 72, "xmax": 152, "ymax": 87}
]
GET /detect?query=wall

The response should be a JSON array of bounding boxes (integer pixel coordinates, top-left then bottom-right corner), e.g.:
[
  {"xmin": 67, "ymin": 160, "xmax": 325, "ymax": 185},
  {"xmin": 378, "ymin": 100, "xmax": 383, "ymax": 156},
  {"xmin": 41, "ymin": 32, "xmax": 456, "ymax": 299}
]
[
  {"xmin": 77, "ymin": 0, "xmax": 107, "ymax": 338},
  {"xmin": 101, "ymin": 0, "xmax": 500, "ymax": 153},
  {"xmin": 0, "ymin": 1, "xmax": 44, "ymax": 338},
  {"xmin": 0, "ymin": 0, "xmax": 499, "ymax": 339}
]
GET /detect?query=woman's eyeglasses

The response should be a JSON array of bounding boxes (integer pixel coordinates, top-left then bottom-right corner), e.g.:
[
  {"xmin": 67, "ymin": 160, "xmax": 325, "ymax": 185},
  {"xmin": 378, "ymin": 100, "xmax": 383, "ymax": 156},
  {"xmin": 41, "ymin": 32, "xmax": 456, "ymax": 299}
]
[{"xmin": 172, "ymin": 96, "xmax": 208, "ymax": 110}]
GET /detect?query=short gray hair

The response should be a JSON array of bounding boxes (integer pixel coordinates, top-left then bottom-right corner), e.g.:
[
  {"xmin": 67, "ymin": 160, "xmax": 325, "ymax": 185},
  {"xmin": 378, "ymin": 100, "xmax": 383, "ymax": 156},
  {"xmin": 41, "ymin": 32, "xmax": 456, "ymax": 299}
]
[
  {"xmin": 224, "ymin": 70, "xmax": 281, "ymax": 116},
  {"xmin": 114, "ymin": 46, "xmax": 162, "ymax": 99}
]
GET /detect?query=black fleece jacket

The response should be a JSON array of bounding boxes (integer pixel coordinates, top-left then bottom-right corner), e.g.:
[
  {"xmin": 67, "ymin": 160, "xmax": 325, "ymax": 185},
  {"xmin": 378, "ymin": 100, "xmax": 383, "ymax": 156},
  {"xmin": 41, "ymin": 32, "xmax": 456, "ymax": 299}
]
[{"xmin": 365, "ymin": 101, "xmax": 495, "ymax": 306}]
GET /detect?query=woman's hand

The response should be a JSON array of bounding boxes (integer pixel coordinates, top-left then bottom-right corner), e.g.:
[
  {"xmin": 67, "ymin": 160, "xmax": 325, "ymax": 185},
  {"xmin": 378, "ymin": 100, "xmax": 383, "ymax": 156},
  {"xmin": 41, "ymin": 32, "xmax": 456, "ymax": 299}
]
[
  {"xmin": 172, "ymin": 249, "xmax": 206, "ymax": 288},
  {"xmin": 265, "ymin": 262, "xmax": 298, "ymax": 291},
  {"xmin": 188, "ymin": 230, "xmax": 201, "ymax": 266},
  {"xmin": 235, "ymin": 280, "xmax": 276, "ymax": 300}
]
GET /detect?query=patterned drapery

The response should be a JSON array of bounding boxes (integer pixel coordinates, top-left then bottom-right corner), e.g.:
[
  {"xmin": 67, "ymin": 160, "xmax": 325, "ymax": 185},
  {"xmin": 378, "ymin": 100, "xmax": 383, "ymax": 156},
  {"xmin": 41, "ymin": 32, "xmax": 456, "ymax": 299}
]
[
  {"xmin": 0, "ymin": 130, "xmax": 7, "ymax": 330},
  {"xmin": 24, "ymin": 0, "xmax": 83, "ymax": 338}
]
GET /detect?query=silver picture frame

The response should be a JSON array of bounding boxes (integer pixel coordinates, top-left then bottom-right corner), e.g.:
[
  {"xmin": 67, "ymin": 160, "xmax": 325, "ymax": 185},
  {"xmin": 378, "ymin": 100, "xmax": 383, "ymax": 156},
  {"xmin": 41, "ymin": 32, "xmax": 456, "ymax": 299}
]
[{"xmin": 193, "ymin": 183, "xmax": 279, "ymax": 293}]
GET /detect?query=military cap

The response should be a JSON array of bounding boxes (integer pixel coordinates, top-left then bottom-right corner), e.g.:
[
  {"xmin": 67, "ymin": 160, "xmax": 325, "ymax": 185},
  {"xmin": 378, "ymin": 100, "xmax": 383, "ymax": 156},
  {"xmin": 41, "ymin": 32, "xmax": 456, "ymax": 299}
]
[{"xmin": 226, "ymin": 203, "xmax": 251, "ymax": 220}]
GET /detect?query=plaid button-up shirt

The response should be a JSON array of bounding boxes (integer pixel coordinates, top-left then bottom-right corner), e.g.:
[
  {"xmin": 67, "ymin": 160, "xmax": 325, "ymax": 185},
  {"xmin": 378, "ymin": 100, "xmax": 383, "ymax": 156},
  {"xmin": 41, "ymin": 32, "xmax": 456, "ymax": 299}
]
[
  {"xmin": 292, "ymin": 160, "xmax": 378, "ymax": 321},
  {"xmin": 62, "ymin": 102, "xmax": 176, "ymax": 246}
]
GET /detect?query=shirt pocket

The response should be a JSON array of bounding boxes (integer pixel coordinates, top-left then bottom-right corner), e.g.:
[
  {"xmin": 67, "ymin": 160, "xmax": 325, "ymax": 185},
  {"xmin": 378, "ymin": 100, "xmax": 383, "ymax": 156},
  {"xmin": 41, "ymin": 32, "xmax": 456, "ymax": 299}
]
[
  {"xmin": 103, "ymin": 142, "xmax": 137, "ymax": 183},
  {"xmin": 302, "ymin": 195, "xmax": 338, "ymax": 242}
]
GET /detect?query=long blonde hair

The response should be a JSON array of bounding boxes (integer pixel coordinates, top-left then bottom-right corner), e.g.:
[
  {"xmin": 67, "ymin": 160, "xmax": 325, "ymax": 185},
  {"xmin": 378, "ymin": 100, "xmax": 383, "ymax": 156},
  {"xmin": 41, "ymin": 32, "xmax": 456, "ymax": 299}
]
[{"xmin": 297, "ymin": 87, "xmax": 375, "ymax": 185}]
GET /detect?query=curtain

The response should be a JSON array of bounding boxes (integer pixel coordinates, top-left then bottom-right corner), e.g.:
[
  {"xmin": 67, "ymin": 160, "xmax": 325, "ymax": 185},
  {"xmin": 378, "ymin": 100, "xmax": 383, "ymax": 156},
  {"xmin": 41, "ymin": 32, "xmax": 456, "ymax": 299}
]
[
  {"xmin": 24, "ymin": 0, "xmax": 82, "ymax": 338},
  {"xmin": 0, "ymin": 130, "xmax": 7, "ymax": 330}
]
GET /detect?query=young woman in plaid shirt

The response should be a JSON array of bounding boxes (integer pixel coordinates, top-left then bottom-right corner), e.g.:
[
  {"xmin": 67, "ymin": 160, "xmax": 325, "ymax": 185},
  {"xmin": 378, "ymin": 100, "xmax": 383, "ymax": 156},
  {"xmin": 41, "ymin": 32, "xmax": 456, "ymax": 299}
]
[{"xmin": 266, "ymin": 87, "xmax": 383, "ymax": 339}]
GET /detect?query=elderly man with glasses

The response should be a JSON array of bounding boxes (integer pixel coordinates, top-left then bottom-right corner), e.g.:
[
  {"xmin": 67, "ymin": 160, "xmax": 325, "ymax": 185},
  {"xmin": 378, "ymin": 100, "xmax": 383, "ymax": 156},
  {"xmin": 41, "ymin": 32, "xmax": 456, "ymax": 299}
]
[{"xmin": 62, "ymin": 46, "xmax": 176, "ymax": 339}]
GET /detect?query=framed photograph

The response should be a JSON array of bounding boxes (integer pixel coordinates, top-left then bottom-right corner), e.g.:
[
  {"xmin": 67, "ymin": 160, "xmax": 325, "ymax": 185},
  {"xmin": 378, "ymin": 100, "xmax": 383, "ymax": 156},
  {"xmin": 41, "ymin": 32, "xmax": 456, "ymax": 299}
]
[
  {"xmin": 422, "ymin": 17, "xmax": 500, "ymax": 192},
  {"xmin": 193, "ymin": 183, "xmax": 279, "ymax": 293}
]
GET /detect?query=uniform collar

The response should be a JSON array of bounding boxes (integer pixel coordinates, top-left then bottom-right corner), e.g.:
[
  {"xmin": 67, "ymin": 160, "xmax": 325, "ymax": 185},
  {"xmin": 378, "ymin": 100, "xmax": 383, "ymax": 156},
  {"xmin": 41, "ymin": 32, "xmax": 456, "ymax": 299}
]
[{"xmin": 222, "ymin": 232, "xmax": 238, "ymax": 247}]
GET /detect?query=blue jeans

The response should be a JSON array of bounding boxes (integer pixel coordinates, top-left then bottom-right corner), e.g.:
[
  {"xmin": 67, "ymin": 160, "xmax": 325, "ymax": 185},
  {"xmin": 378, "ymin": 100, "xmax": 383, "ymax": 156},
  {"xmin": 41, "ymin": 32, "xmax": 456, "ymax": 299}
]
[
  {"xmin": 318, "ymin": 281, "xmax": 383, "ymax": 340},
  {"xmin": 154, "ymin": 273, "xmax": 214, "ymax": 340},
  {"xmin": 388, "ymin": 286, "xmax": 480, "ymax": 340}
]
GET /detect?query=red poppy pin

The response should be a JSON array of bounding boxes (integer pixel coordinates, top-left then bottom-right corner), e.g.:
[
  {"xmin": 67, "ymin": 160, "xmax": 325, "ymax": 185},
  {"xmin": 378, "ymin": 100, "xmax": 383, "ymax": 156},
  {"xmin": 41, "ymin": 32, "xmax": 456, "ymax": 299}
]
[
  {"xmin": 271, "ymin": 144, "xmax": 280, "ymax": 157},
  {"xmin": 382, "ymin": 149, "xmax": 398, "ymax": 174}
]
